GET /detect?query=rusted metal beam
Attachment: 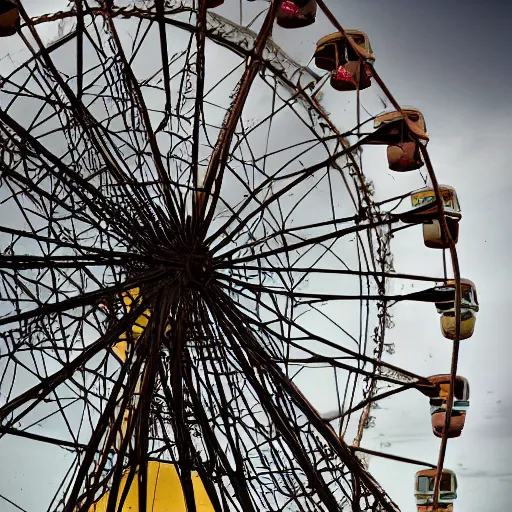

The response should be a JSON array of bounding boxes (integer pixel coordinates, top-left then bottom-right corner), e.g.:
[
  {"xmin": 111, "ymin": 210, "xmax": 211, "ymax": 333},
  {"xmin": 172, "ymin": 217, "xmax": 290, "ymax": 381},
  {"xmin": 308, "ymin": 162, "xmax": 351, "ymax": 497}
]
[{"xmin": 352, "ymin": 447, "xmax": 437, "ymax": 469}]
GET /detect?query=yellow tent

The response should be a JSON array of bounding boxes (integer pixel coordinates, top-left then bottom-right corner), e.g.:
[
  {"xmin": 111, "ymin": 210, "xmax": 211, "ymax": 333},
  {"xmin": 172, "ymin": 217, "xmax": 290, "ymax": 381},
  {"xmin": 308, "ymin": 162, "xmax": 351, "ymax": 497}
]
[
  {"xmin": 112, "ymin": 288, "xmax": 152, "ymax": 362},
  {"xmin": 88, "ymin": 461, "xmax": 215, "ymax": 511}
]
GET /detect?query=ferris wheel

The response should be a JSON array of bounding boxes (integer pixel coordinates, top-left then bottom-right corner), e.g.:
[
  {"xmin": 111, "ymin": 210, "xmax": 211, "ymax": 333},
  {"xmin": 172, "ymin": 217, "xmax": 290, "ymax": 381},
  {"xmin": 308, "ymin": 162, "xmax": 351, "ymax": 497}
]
[{"xmin": 0, "ymin": 1, "xmax": 478, "ymax": 511}]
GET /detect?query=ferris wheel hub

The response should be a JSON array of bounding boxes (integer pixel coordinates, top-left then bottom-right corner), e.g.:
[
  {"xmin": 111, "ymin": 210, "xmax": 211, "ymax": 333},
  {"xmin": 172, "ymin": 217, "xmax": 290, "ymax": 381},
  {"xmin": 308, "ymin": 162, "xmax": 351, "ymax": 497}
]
[{"xmin": 181, "ymin": 249, "xmax": 213, "ymax": 289}]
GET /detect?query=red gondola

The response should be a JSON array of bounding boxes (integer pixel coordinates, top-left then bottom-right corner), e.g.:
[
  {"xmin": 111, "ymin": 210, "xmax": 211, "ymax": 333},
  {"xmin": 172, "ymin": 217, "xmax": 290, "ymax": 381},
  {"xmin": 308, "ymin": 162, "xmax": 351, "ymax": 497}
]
[
  {"xmin": 313, "ymin": 30, "xmax": 374, "ymax": 91},
  {"xmin": 0, "ymin": 0, "xmax": 19, "ymax": 37},
  {"xmin": 276, "ymin": 0, "xmax": 316, "ymax": 29}
]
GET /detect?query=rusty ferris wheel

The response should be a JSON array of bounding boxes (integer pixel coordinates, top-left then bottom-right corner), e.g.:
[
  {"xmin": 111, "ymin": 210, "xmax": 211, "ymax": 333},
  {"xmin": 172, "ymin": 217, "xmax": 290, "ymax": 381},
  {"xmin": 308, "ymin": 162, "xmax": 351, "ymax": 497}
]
[{"xmin": 0, "ymin": 1, "xmax": 478, "ymax": 511}]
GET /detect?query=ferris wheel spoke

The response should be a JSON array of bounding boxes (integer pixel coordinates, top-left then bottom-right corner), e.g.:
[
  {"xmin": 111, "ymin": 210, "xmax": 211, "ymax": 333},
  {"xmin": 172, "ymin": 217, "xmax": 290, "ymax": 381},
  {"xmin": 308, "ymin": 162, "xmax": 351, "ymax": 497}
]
[
  {"xmin": 103, "ymin": 8, "xmax": 182, "ymax": 226},
  {"xmin": 217, "ymin": 269, "xmax": 448, "ymax": 305},
  {"xmin": 0, "ymin": 254, "xmax": 134, "ymax": 272},
  {"xmin": 0, "ymin": 425, "xmax": 87, "ymax": 451},
  {"xmin": 267, "ymin": 356, "xmax": 418, "ymax": 389},
  {"xmin": 0, "ymin": 160, "xmax": 119, "ymax": 234},
  {"xmin": 203, "ymin": 293, "xmax": 350, "ymax": 509},
  {"xmin": 11, "ymin": 15, "xmax": 173, "ymax": 237},
  {"xmin": 190, "ymin": 0, "xmax": 207, "ymax": 214},
  {"xmin": 222, "ymin": 264, "xmax": 443, "ymax": 283},
  {"xmin": 207, "ymin": 141, "xmax": 366, "ymax": 255},
  {"xmin": 191, "ymin": 296, "xmax": 333, "ymax": 509},
  {"xmin": 205, "ymin": 288, "xmax": 399, "ymax": 511},
  {"xmin": 63, "ymin": 348, "xmax": 147, "ymax": 511},
  {"xmin": 216, "ymin": 284, "xmax": 425, "ymax": 390},
  {"xmin": 154, "ymin": 0, "xmax": 173, "ymax": 119},
  {"xmin": 325, "ymin": 382, "xmax": 420, "ymax": 423},
  {"xmin": 308, "ymin": 301, "xmax": 360, "ymax": 344},
  {"xmin": 0, "ymin": 290, "xmax": 159, "ymax": 427},
  {"xmin": 0, "ymin": 493, "xmax": 30, "ymax": 512},
  {"xmin": 0, "ymin": 268, "xmax": 165, "ymax": 328},
  {"xmin": 75, "ymin": 0, "xmax": 84, "ymax": 101},
  {"xmin": 198, "ymin": 1, "xmax": 280, "ymax": 229},
  {"xmin": 0, "ymin": 111, "xmax": 149, "ymax": 247},
  {"xmin": 217, "ymin": 219, "xmax": 389, "ymax": 265}
]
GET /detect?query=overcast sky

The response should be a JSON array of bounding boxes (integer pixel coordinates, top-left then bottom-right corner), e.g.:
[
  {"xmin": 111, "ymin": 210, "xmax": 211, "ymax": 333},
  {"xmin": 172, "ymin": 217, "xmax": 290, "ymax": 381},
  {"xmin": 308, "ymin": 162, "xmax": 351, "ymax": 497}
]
[
  {"xmin": 316, "ymin": 1, "xmax": 512, "ymax": 510},
  {"xmin": 259, "ymin": 0, "xmax": 512, "ymax": 508}
]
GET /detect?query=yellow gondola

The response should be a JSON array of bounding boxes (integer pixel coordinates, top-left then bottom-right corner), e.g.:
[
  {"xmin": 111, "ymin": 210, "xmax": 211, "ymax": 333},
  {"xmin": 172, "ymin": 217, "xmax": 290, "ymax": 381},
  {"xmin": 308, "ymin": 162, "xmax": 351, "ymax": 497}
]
[
  {"xmin": 276, "ymin": 0, "xmax": 316, "ymax": 28},
  {"xmin": 415, "ymin": 468, "xmax": 457, "ymax": 509},
  {"xmin": 417, "ymin": 186, "xmax": 460, "ymax": 249},
  {"xmin": 0, "ymin": 0, "xmax": 19, "ymax": 37},
  {"xmin": 313, "ymin": 30, "xmax": 374, "ymax": 91},
  {"xmin": 435, "ymin": 279, "xmax": 479, "ymax": 340},
  {"xmin": 410, "ymin": 185, "xmax": 461, "ymax": 218},
  {"xmin": 400, "ymin": 185, "xmax": 461, "ymax": 249},
  {"xmin": 88, "ymin": 461, "xmax": 215, "ymax": 512}
]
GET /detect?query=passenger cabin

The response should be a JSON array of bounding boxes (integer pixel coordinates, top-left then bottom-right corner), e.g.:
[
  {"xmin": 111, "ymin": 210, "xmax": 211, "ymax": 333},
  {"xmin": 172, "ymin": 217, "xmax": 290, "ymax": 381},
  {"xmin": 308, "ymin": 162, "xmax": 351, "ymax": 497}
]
[
  {"xmin": 276, "ymin": 0, "xmax": 317, "ymax": 29},
  {"xmin": 87, "ymin": 461, "xmax": 215, "ymax": 511},
  {"xmin": 415, "ymin": 469, "xmax": 457, "ymax": 508},
  {"xmin": 416, "ymin": 186, "xmax": 461, "ymax": 249},
  {"xmin": 400, "ymin": 185, "xmax": 461, "ymax": 249},
  {"xmin": 369, "ymin": 108, "xmax": 428, "ymax": 172},
  {"xmin": 314, "ymin": 30, "xmax": 374, "ymax": 91},
  {"xmin": 427, "ymin": 375, "xmax": 469, "ymax": 438},
  {"xmin": 0, "ymin": 0, "xmax": 19, "ymax": 37},
  {"xmin": 435, "ymin": 279, "xmax": 479, "ymax": 340},
  {"xmin": 417, "ymin": 505, "xmax": 453, "ymax": 512},
  {"xmin": 206, "ymin": 0, "xmax": 224, "ymax": 8}
]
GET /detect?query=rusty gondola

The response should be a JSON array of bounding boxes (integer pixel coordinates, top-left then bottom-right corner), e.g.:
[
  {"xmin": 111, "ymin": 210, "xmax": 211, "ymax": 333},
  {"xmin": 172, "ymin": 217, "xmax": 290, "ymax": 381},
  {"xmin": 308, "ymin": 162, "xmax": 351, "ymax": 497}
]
[
  {"xmin": 368, "ymin": 107, "xmax": 428, "ymax": 172},
  {"xmin": 314, "ymin": 30, "xmax": 374, "ymax": 91},
  {"xmin": 415, "ymin": 469, "xmax": 457, "ymax": 510},
  {"xmin": 0, "ymin": 0, "xmax": 18, "ymax": 36},
  {"xmin": 276, "ymin": 0, "xmax": 317, "ymax": 28}
]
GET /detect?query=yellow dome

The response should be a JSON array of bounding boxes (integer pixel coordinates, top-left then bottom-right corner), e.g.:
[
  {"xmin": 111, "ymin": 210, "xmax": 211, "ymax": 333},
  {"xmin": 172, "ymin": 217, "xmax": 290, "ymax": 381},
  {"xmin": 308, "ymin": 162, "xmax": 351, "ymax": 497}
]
[{"xmin": 88, "ymin": 461, "xmax": 214, "ymax": 512}]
